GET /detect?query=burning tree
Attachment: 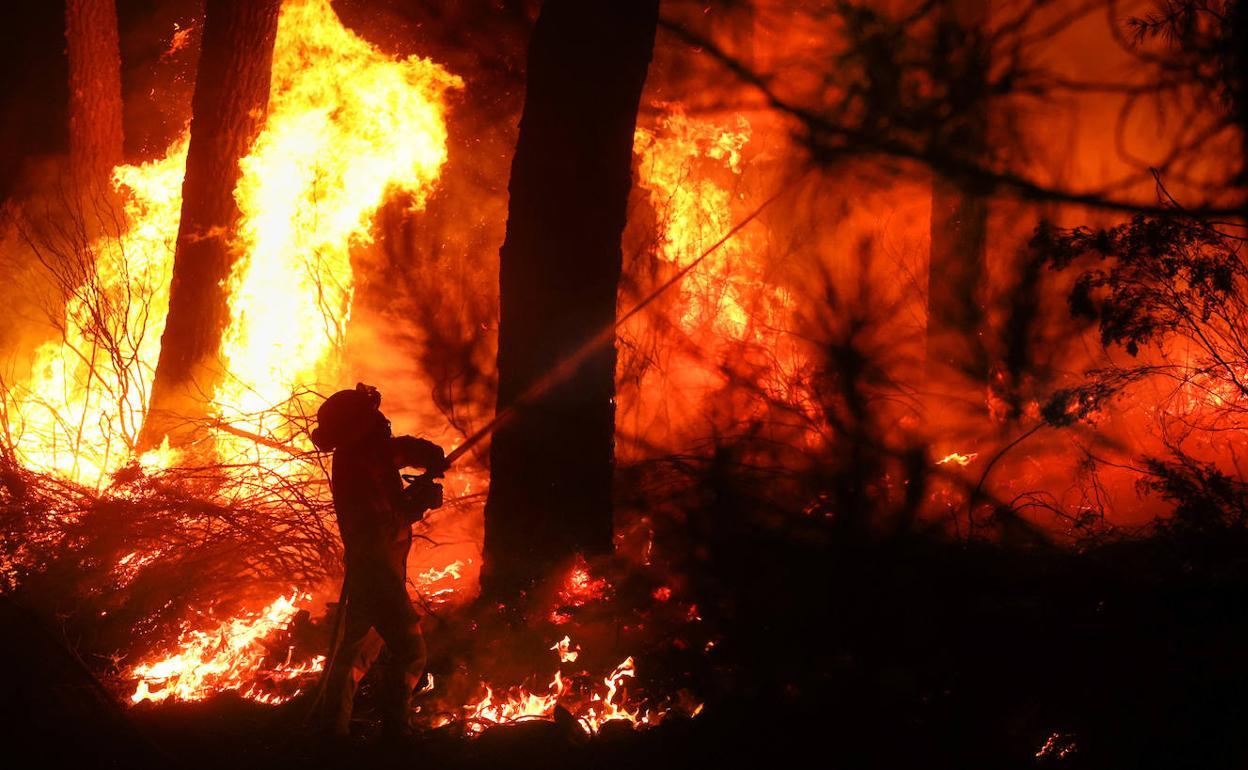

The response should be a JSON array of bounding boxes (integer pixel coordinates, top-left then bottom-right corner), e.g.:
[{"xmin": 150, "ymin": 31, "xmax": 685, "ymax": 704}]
[
  {"xmin": 140, "ymin": 0, "xmax": 282, "ymax": 449},
  {"xmin": 65, "ymin": 0, "xmax": 124, "ymax": 199}
]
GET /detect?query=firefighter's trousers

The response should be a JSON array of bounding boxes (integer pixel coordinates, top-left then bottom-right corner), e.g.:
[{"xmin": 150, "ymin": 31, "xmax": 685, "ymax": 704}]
[{"xmin": 322, "ymin": 560, "xmax": 426, "ymax": 737}]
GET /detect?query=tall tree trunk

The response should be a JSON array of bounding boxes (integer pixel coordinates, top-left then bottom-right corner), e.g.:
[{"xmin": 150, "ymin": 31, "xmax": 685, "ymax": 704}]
[
  {"xmin": 926, "ymin": 0, "xmax": 990, "ymax": 399},
  {"xmin": 481, "ymin": 0, "xmax": 659, "ymax": 597},
  {"xmin": 139, "ymin": 0, "xmax": 280, "ymax": 450},
  {"xmin": 64, "ymin": 0, "xmax": 124, "ymax": 197},
  {"xmin": 1233, "ymin": 0, "xmax": 1248, "ymax": 196}
]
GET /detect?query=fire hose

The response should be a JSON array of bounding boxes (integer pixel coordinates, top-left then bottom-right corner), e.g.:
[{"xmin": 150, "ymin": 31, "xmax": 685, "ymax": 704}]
[
  {"xmin": 440, "ymin": 172, "xmax": 803, "ymax": 470},
  {"xmin": 303, "ymin": 171, "xmax": 803, "ymax": 726}
]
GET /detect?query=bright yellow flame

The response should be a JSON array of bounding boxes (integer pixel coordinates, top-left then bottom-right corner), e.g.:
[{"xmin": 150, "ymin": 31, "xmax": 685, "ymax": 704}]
[
  {"xmin": 463, "ymin": 671, "xmax": 568, "ymax": 734},
  {"xmin": 4, "ymin": 0, "xmax": 460, "ymax": 487},
  {"xmin": 129, "ymin": 592, "xmax": 323, "ymax": 705},
  {"xmin": 634, "ymin": 107, "xmax": 762, "ymax": 338},
  {"xmin": 213, "ymin": 0, "xmax": 461, "ymax": 460},
  {"xmin": 580, "ymin": 656, "xmax": 643, "ymax": 732},
  {"xmin": 3, "ymin": 139, "xmax": 188, "ymax": 487},
  {"xmin": 6, "ymin": 0, "xmax": 460, "ymax": 704},
  {"xmin": 417, "ymin": 560, "xmax": 464, "ymax": 585},
  {"xmin": 551, "ymin": 635, "xmax": 579, "ymax": 663},
  {"xmin": 936, "ymin": 452, "xmax": 978, "ymax": 466}
]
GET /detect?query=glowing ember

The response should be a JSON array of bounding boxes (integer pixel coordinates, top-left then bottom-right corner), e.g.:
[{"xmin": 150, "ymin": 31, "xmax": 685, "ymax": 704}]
[
  {"xmin": 1035, "ymin": 732, "xmax": 1078, "ymax": 760},
  {"xmin": 163, "ymin": 22, "xmax": 194, "ymax": 60},
  {"xmin": 128, "ymin": 592, "xmax": 322, "ymax": 705},
  {"xmin": 936, "ymin": 452, "xmax": 978, "ymax": 466},
  {"xmin": 551, "ymin": 635, "xmax": 580, "ymax": 663},
  {"xmin": 557, "ymin": 555, "xmax": 610, "ymax": 607}
]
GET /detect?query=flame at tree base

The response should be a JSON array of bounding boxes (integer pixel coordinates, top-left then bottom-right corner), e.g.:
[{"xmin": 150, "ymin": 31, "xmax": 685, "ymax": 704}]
[
  {"xmin": 9, "ymin": 0, "xmax": 743, "ymax": 734},
  {"xmin": 2, "ymin": 0, "xmax": 461, "ymax": 488}
]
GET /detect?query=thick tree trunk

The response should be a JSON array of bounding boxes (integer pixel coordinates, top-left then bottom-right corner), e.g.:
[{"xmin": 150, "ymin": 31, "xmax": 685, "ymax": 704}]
[
  {"xmin": 65, "ymin": 0, "xmax": 124, "ymax": 196},
  {"xmin": 1233, "ymin": 0, "xmax": 1248, "ymax": 194},
  {"xmin": 926, "ymin": 0, "xmax": 990, "ymax": 396},
  {"xmin": 481, "ymin": 0, "xmax": 658, "ymax": 597},
  {"xmin": 139, "ymin": 0, "xmax": 280, "ymax": 450}
]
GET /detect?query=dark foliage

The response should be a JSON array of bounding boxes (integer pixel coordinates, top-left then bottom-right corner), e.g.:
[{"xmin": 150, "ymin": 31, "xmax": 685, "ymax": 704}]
[
  {"xmin": 1143, "ymin": 454, "xmax": 1248, "ymax": 534},
  {"xmin": 1036, "ymin": 217, "xmax": 1243, "ymax": 357}
]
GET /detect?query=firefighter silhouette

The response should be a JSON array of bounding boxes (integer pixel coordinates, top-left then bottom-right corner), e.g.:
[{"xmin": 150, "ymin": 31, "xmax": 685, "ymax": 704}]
[{"xmin": 312, "ymin": 383, "xmax": 446, "ymax": 738}]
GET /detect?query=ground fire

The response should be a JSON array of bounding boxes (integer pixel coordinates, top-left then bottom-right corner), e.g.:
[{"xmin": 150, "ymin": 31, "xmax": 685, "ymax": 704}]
[{"xmin": 1, "ymin": 0, "xmax": 1246, "ymax": 768}]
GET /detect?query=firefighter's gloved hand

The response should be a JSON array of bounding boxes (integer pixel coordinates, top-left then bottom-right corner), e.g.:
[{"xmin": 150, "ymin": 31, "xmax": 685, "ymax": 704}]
[
  {"xmin": 401, "ymin": 474, "xmax": 443, "ymax": 523},
  {"xmin": 412, "ymin": 481, "xmax": 443, "ymax": 520},
  {"xmin": 427, "ymin": 481, "xmax": 443, "ymax": 510},
  {"xmin": 427, "ymin": 447, "xmax": 450, "ymax": 477},
  {"xmin": 393, "ymin": 436, "xmax": 449, "ymax": 477}
]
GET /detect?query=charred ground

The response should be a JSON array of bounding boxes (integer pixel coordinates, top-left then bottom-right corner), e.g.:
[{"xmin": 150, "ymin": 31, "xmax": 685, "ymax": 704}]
[{"xmin": 8, "ymin": 524, "xmax": 1248, "ymax": 769}]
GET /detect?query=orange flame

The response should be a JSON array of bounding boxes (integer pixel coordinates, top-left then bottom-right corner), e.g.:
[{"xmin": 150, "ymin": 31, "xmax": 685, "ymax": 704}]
[
  {"xmin": 211, "ymin": 0, "xmax": 461, "ymax": 467},
  {"xmin": 3, "ymin": 0, "xmax": 461, "ymax": 487},
  {"xmin": 936, "ymin": 452, "xmax": 978, "ymax": 466},
  {"xmin": 7, "ymin": 0, "xmax": 460, "ymax": 705},
  {"xmin": 3, "ymin": 140, "xmax": 188, "ymax": 487},
  {"xmin": 452, "ymin": 642, "xmax": 663, "ymax": 735},
  {"xmin": 128, "ymin": 592, "xmax": 322, "ymax": 705},
  {"xmin": 634, "ymin": 106, "xmax": 787, "ymax": 340},
  {"xmin": 463, "ymin": 671, "xmax": 569, "ymax": 734},
  {"xmin": 432, "ymin": 636, "xmax": 702, "ymax": 736},
  {"xmin": 414, "ymin": 559, "xmax": 467, "ymax": 606}
]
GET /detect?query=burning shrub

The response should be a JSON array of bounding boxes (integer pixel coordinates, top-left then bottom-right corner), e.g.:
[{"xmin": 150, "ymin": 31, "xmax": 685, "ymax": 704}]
[
  {"xmin": 1038, "ymin": 213, "xmax": 1248, "ymax": 534},
  {"xmin": 1038, "ymin": 217, "xmax": 1243, "ymax": 359}
]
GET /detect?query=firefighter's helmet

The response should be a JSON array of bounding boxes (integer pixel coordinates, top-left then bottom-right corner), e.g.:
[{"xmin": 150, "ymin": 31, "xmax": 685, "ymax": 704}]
[{"xmin": 311, "ymin": 383, "xmax": 388, "ymax": 451}]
